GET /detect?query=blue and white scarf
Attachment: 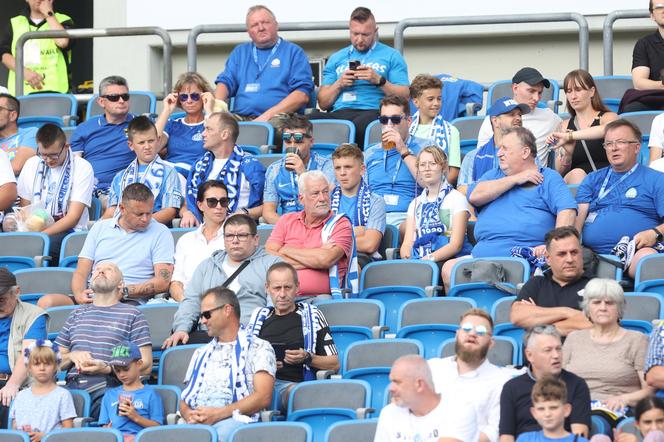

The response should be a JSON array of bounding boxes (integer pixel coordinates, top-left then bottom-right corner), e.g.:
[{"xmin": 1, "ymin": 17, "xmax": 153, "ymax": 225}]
[
  {"xmin": 181, "ymin": 328, "xmax": 256, "ymax": 420},
  {"xmin": 329, "ymin": 179, "xmax": 372, "ymax": 227},
  {"xmin": 412, "ymin": 183, "xmax": 453, "ymax": 259},
  {"xmin": 511, "ymin": 246, "xmax": 547, "ymax": 272},
  {"xmin": 409, "ymin": 112, "xmax": 454, "ymax": 153},
  {"xmin": 113, "ymin": 157, "xmax": 166, "ymax": 217},
  {"xmin": 322, "ymin": 213, "xmax": 359, "ymax": 298},
  {"xmin": 274, "ymin": 153, "xmax": 322, "ymax": 213},
  {"xmin": 32, "ymin": 148, "xmax": 73, "ymax": 218},
  {"xmin": 247, "ymin": 303, "xmax": 320, "ymax": 381},
  {"xmin": 187, "ymin": 145, "xmax": 245, "ymax": 221}
]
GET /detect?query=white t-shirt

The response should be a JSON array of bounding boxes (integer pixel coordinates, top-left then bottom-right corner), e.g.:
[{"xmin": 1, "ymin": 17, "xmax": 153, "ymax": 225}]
[
  {"xmin": 374, "ymin": 396, "xmax": 479, "ymax": 442},
  {"xmin": 477, "ymin": 107, "xmax": 562, "ymax": 165},
  {"xmin": 406, "ymin": 187, "xmax": 470, "ymax": 237},
  {"xmin": 0, "ymin": 150, "xmax": 16, "ymax": 185},
  {"xmin": 171, "ymin": 223, "xmax": 225, "ymax": 288},
  {"xmin": 17, "ymin": 155, "xmax": 94, "ymax": 231},
  {"xmin": 428, "ymin": 357, "xmax": 516, "ymax": 442},
  {"xmin": 648, "ymin": 112, "xmax": 664, "ymax": 153},
  {"xmin": 210, "ymin": 158, "xmax": 251, "ymax": 209},
  {"xmin": 651, "ymin": 157, "xmax": 664, "ymax": 173},
  {"xmin": 221, "ymin": 256, "xmax": 242, "ymax": 295}
]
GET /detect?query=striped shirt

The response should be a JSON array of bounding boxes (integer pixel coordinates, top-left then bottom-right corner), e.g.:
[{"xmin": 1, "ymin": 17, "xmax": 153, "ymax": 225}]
[{"xmin": 55, "ymin": 303, "xmax": 151, "ymax": 375}]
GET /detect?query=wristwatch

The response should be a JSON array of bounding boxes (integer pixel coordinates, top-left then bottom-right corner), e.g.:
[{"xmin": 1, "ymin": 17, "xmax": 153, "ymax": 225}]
[
  {"xmin": 653, "ymin": 228, "xmax": 664, "ymax": 243},
  {"xmin": 303, "ymin": 351, "xmax": 313, "ymax": 366},
  {"xmin": 122, "ymin": 287, "xmax": 130, "ymax": 300},
  {"xmin": 400, "ymin": 150, "xmax": 412, "ymax": 160},
  {"xmin": 377, "ymin": 76, "xmax": 387, "ymax": 87},
  {"xmin": 47, "ymin": 11, "xmax": 54, "ymax": 17}
]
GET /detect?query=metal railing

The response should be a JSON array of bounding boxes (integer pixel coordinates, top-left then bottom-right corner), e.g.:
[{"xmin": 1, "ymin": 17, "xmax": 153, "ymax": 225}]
[
  {"xmin": 187, "ymin": 21, "xmax": 348, "ymax": 72},
  {"xmin": 394, "ymin": 13, "xmax": 590, "ymax": 71},
  {"xmin": 15, "ymin": 26, "xmax": 172, "ymax": 97},
  {"xmin": 602, "ymin": 9, "xmax": 650, "ymax": 75}
]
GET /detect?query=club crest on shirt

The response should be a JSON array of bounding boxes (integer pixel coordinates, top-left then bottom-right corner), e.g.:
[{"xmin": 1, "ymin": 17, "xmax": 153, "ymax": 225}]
[
  {"xmin": 192, "ymin": 132, "xmax": 203, "ymax": 141},
  {"xmin": 625, "ymin": 187, "xmax": 637, "ymax": 199},
  {"xmin": 271, "ymin": 58, "xmax": 281, "ymax": 68}
]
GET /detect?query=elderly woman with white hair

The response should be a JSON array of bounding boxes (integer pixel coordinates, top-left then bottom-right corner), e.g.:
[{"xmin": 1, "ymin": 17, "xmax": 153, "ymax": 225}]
[{"xmin": 563, "ymin": 278, "xmax": 653, "ymax": 427}]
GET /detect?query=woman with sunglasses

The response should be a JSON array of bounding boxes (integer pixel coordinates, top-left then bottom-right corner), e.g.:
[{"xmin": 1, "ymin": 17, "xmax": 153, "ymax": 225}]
[
  {"xmin": 155, "ymin": 72, "xmax": 216, "ymax": 176},
  {"xmin": 400, "ymin": 146, "xmax": 471, "ymax": 266},
  {"xmin": 169, "ymin": 180, "xmax": 228, "ymax": 302}
]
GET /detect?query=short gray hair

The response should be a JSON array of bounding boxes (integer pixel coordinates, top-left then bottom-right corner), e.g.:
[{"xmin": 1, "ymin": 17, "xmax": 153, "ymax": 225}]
[
  {"xmin": 581, "ymin": 278, "xmax": 625, "ymax": 319},
  {"xmin": 393, "ymin": 354, "xmax": 435, "ymax": 390},
  {"xmin": 246, "ymin": 5, "xmax": 277, "ymax": 24},
  {"xmin": 524, "ymin": 324, "xmax": 561, "ymax": 349},
  {"xmin": 298, "ymin": 170, "xmax": 329, "ymax": 195},
  {"xmin": 502, "ymin": 126, "xmax": 537, "ymax": 158},
  {"xmin": 99, "ymin": 75, "xmax": 128, "ymax": 96}
]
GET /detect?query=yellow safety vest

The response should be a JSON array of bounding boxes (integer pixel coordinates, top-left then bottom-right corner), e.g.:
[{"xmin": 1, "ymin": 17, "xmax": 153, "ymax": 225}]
[{"xmin": 8, "ymin": 13, "xmax": 72, "ymax": 95}]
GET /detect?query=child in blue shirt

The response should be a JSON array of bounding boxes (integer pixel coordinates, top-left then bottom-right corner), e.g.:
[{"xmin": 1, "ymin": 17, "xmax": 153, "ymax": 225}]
[{"xmin": 99, "ymin": 342, "xmax": 163, "ymax": 442}]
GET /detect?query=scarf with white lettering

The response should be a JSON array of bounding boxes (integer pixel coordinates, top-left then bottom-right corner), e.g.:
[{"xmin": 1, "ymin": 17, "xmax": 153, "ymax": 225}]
[
  {"xmin": 32, "ymin": 148, "xmax": 73, "ymax": 217},
  {"xmin": 322, "ymin": 213, "xmax": 358, "ymax": 298},
  {"xmin": 412, "ymin": 182, "xmax": 452, "ymax": 258},
  {"xmin": 329, "ymin": 179, "xmax": 372, "ymax": 227},
  {"xmin": 113, "ymin": 157, "xmax": 166, "ymax": 217},
  {"xmin": 409, "ymin": 112, "xmax": 453, "ymax": 154}
]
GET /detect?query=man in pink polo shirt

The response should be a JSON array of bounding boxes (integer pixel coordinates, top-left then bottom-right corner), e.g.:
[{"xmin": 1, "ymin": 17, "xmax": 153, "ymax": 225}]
[{"xmin": 266, "ymin": 170, "xmax": 353, "ymax": 297}]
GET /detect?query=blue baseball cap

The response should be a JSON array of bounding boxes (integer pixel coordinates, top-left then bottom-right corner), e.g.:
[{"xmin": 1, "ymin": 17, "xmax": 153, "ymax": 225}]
[
  {"xmin": 108, "ymin": 342, "xmax": 141, "ymax": 367},
  {"xmin": 487, "ymin": 97, "xmax": 531, "ymax": 117}
]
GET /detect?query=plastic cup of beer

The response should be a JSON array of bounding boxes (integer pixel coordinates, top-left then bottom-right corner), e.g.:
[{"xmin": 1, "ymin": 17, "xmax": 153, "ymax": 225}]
[{"xmin": 381, "ymin": 126, "xmax": 396, "ymax": 150}]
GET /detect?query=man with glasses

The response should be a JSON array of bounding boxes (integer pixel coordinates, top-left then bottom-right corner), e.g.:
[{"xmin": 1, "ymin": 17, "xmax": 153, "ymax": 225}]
[
  {"xmin": 71, "ymin": 75, "xmax": 135, "ymax": 206},
  {"xmin": 0, "ymin": 93, "xmax": 38, "ymax": 176},
  {"xmin": 0, "ymin": 268, "xmax": 47, "ymax": 428},
  {"xmin": 365, "ymin": 95, "xmax": 427, "ymax": 228},
  {"xmin": 180, "ymin": 287, "xmax": 275, "ymax": 442},
  {"xmin": 428, "ymin": 308, "xmax": 514, "ymax": 442},
  {"xmin": 165, "ymin": 214, "xmax": 281, "ymax": 347},
  {"xmin": 575, "ymin": 119, "xmax": 664, "ymax": 278},
  {"xmin": 310, "ymin": 7, "xmax": 409, "ymax": 148},
  {"xmin": 263, "ymin": 114, "xmax": 335, "ymax": 224},
  {"xmin": 499, "ymin": 325, "xmax": 590, "ymax": 441},
  {"xmin": 16, "ymin": 123, "xmax": 93, "ymax": 261}
]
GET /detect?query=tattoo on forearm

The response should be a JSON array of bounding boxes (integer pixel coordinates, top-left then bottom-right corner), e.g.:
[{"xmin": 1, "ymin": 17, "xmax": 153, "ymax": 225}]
[{"xmin": 159, "ymin": 268, "xmax": 171, "ymax": 281}]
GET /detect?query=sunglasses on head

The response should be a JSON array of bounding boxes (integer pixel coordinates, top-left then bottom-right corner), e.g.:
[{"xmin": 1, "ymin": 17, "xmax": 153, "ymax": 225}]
[
  {"xmin": 102, "ymin": 93, "xmax": 130, "ymax": 102},
  {"xmin": 282, "ymin": 132, "xmax": 309, "ymax": 143},
  {"xmin": 379, "ymin": 115, "xmax": 405, "ymax": 125},
  {"xmin": 200, "ymin": 304, "xmax": 228, "ymax": 320},
  {"xmin": 205, "ymin": 197, "xmax": 230, "ymax": 208},
  {"xmin": 179, "ymin": 93, "xmax": 201, "ymax": 102}
]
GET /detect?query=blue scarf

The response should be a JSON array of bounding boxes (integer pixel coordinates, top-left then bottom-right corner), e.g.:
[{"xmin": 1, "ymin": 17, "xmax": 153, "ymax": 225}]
[
  {"xmin": 511, "ymin": 246, "xmax": 547, "ymax": 272},
  {"xmin": 322, "ymin": 213, "xmax": 358, "ymax": 298},
  {"xmin": 247, "ymin": 303, "xmax": 319, "ymax": 381},
  {"xmin": 473, "ymin": 138, "xmax": 498, "ymax": 182},
  {"xmin": 412, "ymin": 183, "xmax": 453, "ymax": 258},
  {"xmin": 187, "ymin": 145, "xmax": 245, "ymax": 221},
  {"xmin": 409, "ymin": 112, "xmax": 454, "ymax": 153},
  {"xmin": 113, "ymin": 157, "xmax": 166, "ymax": 217},
  {"xmin": 274, "ymin": 153, "xmax": 321, "ymax": 213},
  {"xmin": 329, "ymin": 179, "xmax": 372, "ymax": 227},
  {"xmin": 32, "ymin": 148, "xmax": 73, "ymax": 217}
]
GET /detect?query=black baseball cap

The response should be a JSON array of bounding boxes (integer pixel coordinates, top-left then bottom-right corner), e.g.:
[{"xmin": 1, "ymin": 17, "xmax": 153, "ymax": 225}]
[
  {"xmin": 0, "ymin": 268, "xmax": 16, "ymax": 295},
  {"xmin": 512, "ymin": 67, "xmax": 551, "ymax": 88}
]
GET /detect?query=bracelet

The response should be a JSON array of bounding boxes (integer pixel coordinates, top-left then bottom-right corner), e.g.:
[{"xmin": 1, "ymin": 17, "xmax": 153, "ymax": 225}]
[
  {"xmin": 377, "ymin": 76, "xmax": 387, "ymax": 87},
  {"xmin": 47, "ymin": 11, "xmax": 54, "ymax": 17},
  {"xmin": 400, "ymin": 151, "xmax": 412, "ymax": 160},
  {"xmin": 567, "ymin": 130, "xmax": 574, "ymax": 142}
]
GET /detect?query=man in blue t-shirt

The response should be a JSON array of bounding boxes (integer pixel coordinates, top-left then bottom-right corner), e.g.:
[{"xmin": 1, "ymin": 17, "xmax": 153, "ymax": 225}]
[
  {"xmin": 70, "ymin": 75, "xmax": 135, "ymax": 204},
  {"xmin": 213, "ymin": 5, "xmax": 313, "ymax": 126},
  {"xmin": 0, "ymin": 93, "xmax": 37, "ymax": 176},
  {"xmin": 310, "ymin": 7, "xmax": 410, "ymax": 148},
  {"xmin": 263, "ymin": 114, "xmax": 335, "ymax": 224},
  {"xmin": 575, "ymin": 119, "xmax": 664, "ymax": 278}
]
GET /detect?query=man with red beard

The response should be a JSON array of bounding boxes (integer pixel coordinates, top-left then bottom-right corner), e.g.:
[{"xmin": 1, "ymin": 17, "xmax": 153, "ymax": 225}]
[{"xmin": 428, "ymin": 309, "xmax": 514, "ymax": 442}]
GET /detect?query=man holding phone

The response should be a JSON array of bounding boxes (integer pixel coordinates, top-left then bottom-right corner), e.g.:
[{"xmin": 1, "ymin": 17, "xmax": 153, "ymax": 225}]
[
  {"xmin": 262, "ymin": 115, "xmax": 335, "ymax": 224},
  {"xmin": 310, "ymin": 7, "xmax": 410, "ymax": 148},
  {"xmin": 246, "ymin": 262, "xmax": 339, "ymax": 411}
]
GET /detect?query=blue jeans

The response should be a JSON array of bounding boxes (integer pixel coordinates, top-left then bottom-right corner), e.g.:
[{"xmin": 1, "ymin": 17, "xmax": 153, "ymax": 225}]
[
  {"xmin": 213, "ymin": 417, "xmax": 247, "ymax": 442},
  {"xmin": 274, "ymin": 379, "xmax": 296, "ymax": 414}
]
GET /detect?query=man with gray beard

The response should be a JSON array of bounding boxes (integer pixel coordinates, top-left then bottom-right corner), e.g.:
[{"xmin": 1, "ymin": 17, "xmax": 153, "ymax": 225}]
[
  {"xmin": 428, "ymin": 308, "xmax": 514, "ymax": 442},
  {"xmin": 56, "ymin": 262, "xmax": 152, "ymax": 419}
]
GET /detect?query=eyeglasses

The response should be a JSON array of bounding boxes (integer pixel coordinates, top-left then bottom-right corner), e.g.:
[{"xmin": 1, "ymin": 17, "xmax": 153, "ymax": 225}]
[
  {"xmin": 179, "ymin": 93, "xmax": 201, "ymax": 102},
  {"xmin": 102, "ymin": 93, "xmax": 130, "ymax": 102},
  {"xmin": 379, "ymin": 115, "xmax": 405, "ymax": 125},
  {"xmin": 602, "ymin": 140, "xmax": 639, "ymax": 150},
  {"xmin": 223, "ymin": 233, "xmax": 254, "ymax": 241},
  {"xmin": 37, "ymin": 144, "xmax": 66, "ymax": 160},
  {"xmin": 460, "ymin": 322, "xmax": 489, "ymax": 336},
  {"xmin": 0, "ymin": 105, "xmax": 15, "ymax": 113},
  {"xmin": 205, "ymin": 197, "xmax": 230, "ymax": 208},
  {"xmin": 200, "ymin": 304, "xmax": 228, "ymax": 320},
  {"xmin": 417, "ymin": 161, "xmax": 440, "ymax": 170},
  {"xmin": 282, "ymin": 132, "xmax": 309, "ymax": 143}
]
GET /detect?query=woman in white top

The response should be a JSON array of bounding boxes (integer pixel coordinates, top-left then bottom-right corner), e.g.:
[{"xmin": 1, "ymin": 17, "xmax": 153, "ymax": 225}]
[
  {"xmin": 169, "ymin": 180, "xmax": 228, "ymax": 301},
  {"xmin": 400, "ymin": 145, "xmax": 472, "ymax": 264}
]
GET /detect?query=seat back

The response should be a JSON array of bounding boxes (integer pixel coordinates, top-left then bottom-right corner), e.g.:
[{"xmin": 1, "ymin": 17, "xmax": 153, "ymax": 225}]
[
  {"xmin": 487, "ymin": 79, "xmax": 560, "ymax": 112},
  {"xmin": 42, "ymin": 428, "xmax": 122, "ymax": 442},
  {"xmin": 439, "ymin": 335, "xmax": 519, "ymax": 366},
  {"xmin": 151, "ymin": 385, "xmax": 181, "ymax": 418},
  {"xmin": 325, "ymin": 419, "xmax": 377, "ymax": 442},
  {"xmin": 364, "ymin": 119, "xmax": 382, "ymax": 148},
  {"xmin": 86, "ymin": 91, "xmax": 156, "ymax": 120},
  {"xmin": 450, "ymin": 257, "xmax": 529, "ymax": 287},
  {"xmin": 491, "ymin": 296, "xmax": 517, "ymax": 325},
  {"xmin": 316, "ymin": 299, "xmax": 384, "ymax": 329},
  {"xmin": 0, "ymin": 430, "xmax": 29, "ymax": 442},
  {"xmin": 135, "ymin": 425, "xmax": 217, "ymax": 442},
  {"xmin": 59, "ymin": 232, "xmax": 88, "ymax": 266},
  {"xmin": 343, "ymin": 339, "xmax": 422, "ymax": 372},
  {"xmin": 158, "ymin": 344, "xmax": 203, "ymax": 386},
  {"xmin": 169, "ymin": 228, "xmax": 195, "ymax": 248},
  {"xmin": 620, "ymin": 111, "xmax": 660, "ymax": 136},
  {"xmin": 0, "ymin": 232, "xmax": 49, "ymax": 260},
  {"xmin": 46, "ymin": 305, "xmax": 78, "ymax": 340},
  {"xmin": 138, "ymin": 304, "xmax": 179, "ymax": 352},
  {"xmin": 377, "ymin": 224, "xmax": 399, "ymax": 259},
  {"xmin": 287, "ymin": 380, "xmax": 370, "ymax": 414},
  {"xmin": 69, "ymin": 389, "xmax": 91, "ymax": 419},
  {"xmin": 592, "ymin": 75, "xmax": 632, "ymax": 112},
  {"xmin": 451, "ymin": 116, "xmax": 485, "ymax": 141},
  {"xmin": 398, "ymin": 297, "xmax": 476, "ymax": 328},
  {"xmin": 257, "ymin": 224, "xmax": 274, "ymax": 246},
  {"xmin": 257, "ymin": 154, "xmax": 282, "ymax": 169},
  {"xmin": 15, "ymin": 268, "xmax": 75, "ymax": 295},
  {"xmin": 230, "ymin": 422, "xmax": 311, "ymax": 442},
  {"xmin": 624, "ymin": 292, "xmax": 664, "ymax": 322},
  {"xmin": 360, "ymin": 260, "xmax": 438, "ymax": 290},
  {"xmin": 635, "ymin": 254, "xmax": 664, "ymax": 286},
  {"xmin": 237, "ymin": 121, "xmax": 274, "ymax": 149},
  {"xmin": 311, "ymin": 119, "xmax": 356, "ymax": 145},
  {"xmin": 17, "ymin": 93, "xmax": 78, "ymax": 124}
]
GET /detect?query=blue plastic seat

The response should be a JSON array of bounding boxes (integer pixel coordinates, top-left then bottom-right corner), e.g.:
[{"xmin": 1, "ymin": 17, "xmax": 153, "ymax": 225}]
[
  {"xmin": 136, "ymin": 424, "xmax": 217, "ymax": 442},
  {"xmin": 59, "ymin": 231, "xmax": 88, "ymax": 269},
  {"xmin": 396, "ymin": 324, "xmax": 458, "ymax": 359},
  {"xmin": 438, "ymin": 335, "xmax": 520, "ymax": 366},
  {"xmin": 310, "ymin": 119, "xmax": 356, "ymax": 156},
  {"xmin": 229, "ymin": 422, "xmax": 312, "ymax": 442},
  {"xmin": 359, "ymin": 286, "xmax": 426, "ymax": 333},
  {"xmin": 0, "ymin": 232, "xmax": 50, "ymax": 270},
  {"xmin": 17, "ymin": 93, "xmax": 78, "ymax": 127},
  {"xmin": 493, "ymin": 323, "xmax": 525, "ymax": 363},
  {"xmin": 635, "ymin": 254, "xmax": 664, "ymax": 297},
  {"xmin": 592, "ymin": 75, "xmax": 633, "ymax": 113},
  {"xmin": 325, "ymin": 418, "xmax": 377, "ymax": 442},
  {"xmin": 491, "ymin": 296, "xmax": 517, "ymax": 325},
  {"xmin": 620, "ymin": 319, "xmax": 653, "ymax": 334},
  {"xmin": 487, "ymin": 79, "xmax": 560, "ymax": 113},
  {"xmin": 363, "ymin": 119, "xmax": 381, "ymax": 148},
  {"xmin": 238, "ymin": 121, "xmax": 274, "ymax": 151}
]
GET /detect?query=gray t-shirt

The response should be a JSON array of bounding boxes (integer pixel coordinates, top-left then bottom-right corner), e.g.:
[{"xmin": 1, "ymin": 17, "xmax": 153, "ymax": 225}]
[{"xmin": 10, "ymin": 386, "xmax": 77, "ymax": 432}]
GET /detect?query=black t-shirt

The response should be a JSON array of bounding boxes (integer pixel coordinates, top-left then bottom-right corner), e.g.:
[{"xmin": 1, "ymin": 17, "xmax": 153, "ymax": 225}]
[
  {"xmin": 632, "ymin": 31, "xmax": 664, "ymax": 81},
  {"xmin": 499, "ymin": 369, "xmax": 591, "ymax": 437},
  {"xmin": 516, "ymin": 272, "xmax": 589, "ymax": 310},
  {"xmin": 258, "ymin": 310, "xmax": 336, "ymax": 382}
]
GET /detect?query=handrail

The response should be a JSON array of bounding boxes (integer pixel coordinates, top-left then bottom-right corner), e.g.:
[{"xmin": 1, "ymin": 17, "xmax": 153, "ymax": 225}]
[
  {"xmin": 15, "ymin": 26, "xmax": 172, "ymax": 97},
  {"xmin": 394, "ymin": 13, "xmax": 589, "ymax": 71},
  {"xmin": 602, "ymin": 9, "xmax": 649, "ymax": 76},
  {"xmin": 187, "ymin": 21, "xmax": 348, "ymax": 72}
]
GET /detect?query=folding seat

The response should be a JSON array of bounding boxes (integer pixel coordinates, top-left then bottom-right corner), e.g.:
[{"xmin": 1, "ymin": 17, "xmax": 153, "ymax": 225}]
[
  {"xmin": 157, "ymin": 344, "xmax": 204, "ymax": 387},
  {"xmin": 325, "ymin": 418, "xmax": 377, "ymax": 442},
  {"xmin": 315, "ymin": 299, "xmax": 385, "ymax": 355},
  {"xmin": 451, "ymin": 116, "xmax": 486, "ymax": 156},
  {"xmin": 138, "ymin": 304, "xmax": 179, "ymax": 360},
  {"xmin": 237, "ymin": 121, "xmax": 274, "ymax": 154},
  {"xmin": 17, "ymin": 93, "xmax": 78, "ymax": 127},
  {"xmin": 310, "ymin": 120, "xmax": 356, "ymax": 156},
  {"xmin": 592, "ymin": 75, "xmax": 632, "ymax": 112},
  {"xmin": 46, "ymin": 305, "xmax": 78, "ymax": 340},
  {"xmin": 230, "ymin": 422, "xmax": 311, "ymax": 442},
  {"xmin": 635, "ymin": 255, "xmax": 664, "ymax": 298},
  {"xmin": 0, "ymin": 232, "xmax": 50, "ymax": 271},
  {"xmin": 135, "ymin": 425, "xmax": 217, "ymax": 442},
  {"xmin": 42, "ymin": 428, "xmax": 123, "ymax": 442},
  {"xmin": 59, "ymin": 232, "xmax": 88, "ymax": 268},
  {"xmin": 15, "ymin": 267, "xmax": 74, "ymax": 304},
  {"xmin": 0, "ymin": 430, "xmax": 29, "ymax": 441}
]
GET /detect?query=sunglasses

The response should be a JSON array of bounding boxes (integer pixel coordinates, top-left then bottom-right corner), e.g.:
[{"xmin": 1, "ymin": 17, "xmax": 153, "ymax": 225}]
[
  {"xmin": 379, "ymin": 115, "xmax": 405, "ymax": 125},
  {"xmin": 205, "ymin": 197, "xmax": 230, "ymax": 208},
  {"xmin": 200, "ymin": 304, "xmax": 228, "ymax": 320},
  {"xmin": 460, "ymin": 322, "xmax": 489, "ymax": 336},
  {"xmin": 179, "ymin": 93, "xmax": 201, "ymax": 102},
  {"xmin": 102, "ymin": 93, "xmax": 130, "ymax": 102},
  {"xmin": 282, "ymin": 132, "xmax": 309, "ymax": 143}
]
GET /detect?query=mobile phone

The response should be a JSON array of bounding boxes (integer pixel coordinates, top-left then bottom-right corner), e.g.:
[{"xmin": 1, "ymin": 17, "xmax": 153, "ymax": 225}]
[
  {"xmin": 349, "ymin": 60, "xmax": 361, "ymax": 71},
  {"xmin": 272, "ymin": 343, "xmax": 287, "ymax": 361}
]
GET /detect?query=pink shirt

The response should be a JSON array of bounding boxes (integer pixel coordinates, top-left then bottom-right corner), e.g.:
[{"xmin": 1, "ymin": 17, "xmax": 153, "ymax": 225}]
[{"xmin": 268, "ymin": 211, "xmax": 353, "ymax": 296}]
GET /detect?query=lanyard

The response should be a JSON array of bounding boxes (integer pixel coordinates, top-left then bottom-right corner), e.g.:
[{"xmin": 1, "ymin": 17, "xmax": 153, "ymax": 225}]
[
  {"xmin": 598, "ymin": 164, "xmax": 638, "ymax": 200},
  {"xmin": 252, "ymin": 38, "xmax": 281, "ymax": 80},
  {"xmin": 346, "ymin": 41, "xmax": 377, "ymax": 66},
  {"xmin": 383, "ymin": 149, "xmax": 403, "ymax": 188}
]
